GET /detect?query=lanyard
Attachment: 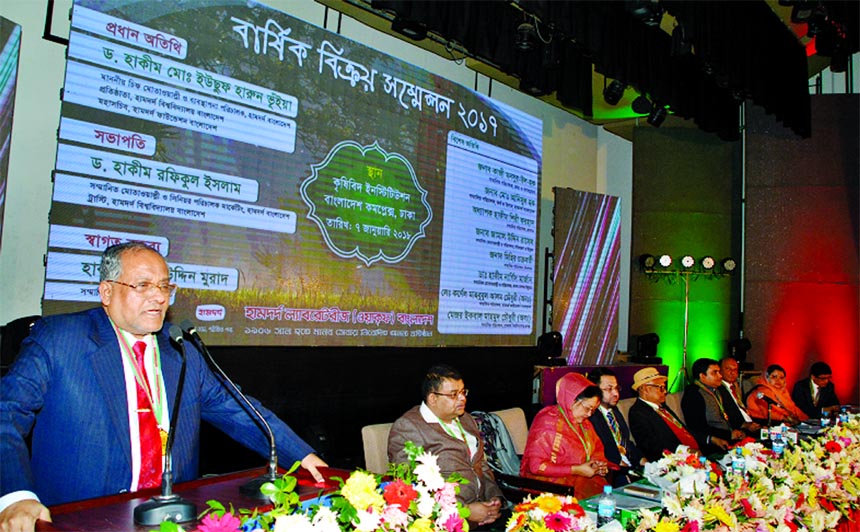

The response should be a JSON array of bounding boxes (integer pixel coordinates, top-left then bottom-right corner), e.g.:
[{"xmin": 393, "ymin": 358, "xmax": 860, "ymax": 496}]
[
  {"xmin": 112, "ymin": 321, "xmax": 166, "ymax": 428},
  {"xmin": 557, "ymin": 405, "xmax": 592, "ymax": 461},
  {"xmin": 695, "ymin": 381, "xmax": 729, "ymax": 421}
]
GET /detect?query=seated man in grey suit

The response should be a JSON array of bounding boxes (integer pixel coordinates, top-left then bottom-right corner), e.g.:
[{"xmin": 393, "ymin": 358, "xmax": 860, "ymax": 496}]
[
  {"xmin": 388, "ymin": 364, "xmax": 503, "ymax": 528},
  {"xmin": 587, "ymin": 368, "xmax": 645, "ymax": 486},
  {"xmin": 681, "ymin": 358, "xmax": 746, "ymax": 456}
]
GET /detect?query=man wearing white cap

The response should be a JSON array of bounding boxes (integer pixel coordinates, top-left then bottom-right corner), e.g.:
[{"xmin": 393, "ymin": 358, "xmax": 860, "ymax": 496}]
[{"xmin": 628, "ymin": 367, "xmax": 699, "ymax": 461}]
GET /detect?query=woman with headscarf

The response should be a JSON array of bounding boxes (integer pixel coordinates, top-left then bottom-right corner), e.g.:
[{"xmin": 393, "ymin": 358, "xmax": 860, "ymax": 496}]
[
  {"xmin": 520, "ymin": 372, "xmax": 610, "ymax": 498},
  {"xmin": 746, "ymin": 364, "xmax": 808, "ymax": 425}
]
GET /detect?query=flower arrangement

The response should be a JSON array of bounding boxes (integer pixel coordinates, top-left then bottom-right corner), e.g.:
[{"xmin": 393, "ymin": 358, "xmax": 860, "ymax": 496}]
[
  {"xmin": 633, "ymin": 414, "xmax": 860, "ymax": 532},
  {"xmin": 505, "ymin": 492, "xmax": 595, "ymax": 532},
  {"xmin": 642, "ymin": 445, "xmax": 717, "ymax": 495},
  {"xmin": 158, "ymin": 441, "xmax": 469, "ymax": 532}
]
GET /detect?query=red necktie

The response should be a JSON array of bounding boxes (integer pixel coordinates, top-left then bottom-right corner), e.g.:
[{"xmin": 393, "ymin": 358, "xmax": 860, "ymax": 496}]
[{"xmin": 133, "ymin": 341, "xmax": 162, "ymax": 489}]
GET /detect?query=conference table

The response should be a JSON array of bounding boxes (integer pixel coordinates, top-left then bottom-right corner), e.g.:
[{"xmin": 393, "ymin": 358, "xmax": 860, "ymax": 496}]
[{"xmin": 37, "ymin": 466, "xmax": 343, "ymax": 531}]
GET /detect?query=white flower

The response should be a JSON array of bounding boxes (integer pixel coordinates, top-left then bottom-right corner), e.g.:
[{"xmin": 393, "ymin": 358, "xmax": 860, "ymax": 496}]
[
  {"xmin": 273, "ymin": 514, "xmax": 314, "ymax": 532},
  {"xmin": 414, "ymin": 452, "xmax": 445, "ymax": 492},
  {"xmin": 415, "ymin": 485, "xmax": 436, "ymax": 518},
  {"xmin": 311, "ymin": 507, "xmax": 341, "ymax": 532},
  {"xmin": 354, "ymin": 508, "xmax": 382, "ymax": 532}
]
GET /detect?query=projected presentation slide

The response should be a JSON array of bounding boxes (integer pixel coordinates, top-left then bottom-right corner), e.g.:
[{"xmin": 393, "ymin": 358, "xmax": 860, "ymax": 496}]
[{"xmin": 44, "ymin": 0, "xmax": 542, "ymax": 346}]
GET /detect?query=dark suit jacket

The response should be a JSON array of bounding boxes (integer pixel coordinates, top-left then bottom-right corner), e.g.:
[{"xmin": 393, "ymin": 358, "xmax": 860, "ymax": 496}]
[
  {"xmin": 589, "ymin": 406, "xmax": 643, "ymax": 468},
  {"xmin": 681, "ymin": 384, "xmax": 734, "ymax": 456},
  {"xmin": 0, "ymin": 308, "xmax": 315, "ymax": 506},
  {"xmin": 388, "ymin": 406, "xmax": 503, "ymax": 505},
  {"xmin": 628, "ymin": 399, "xmax": 684, "ymax": 462},
  {"xmin": 791, "ymin": 378, "xmax": 840, "ymax": 419}
]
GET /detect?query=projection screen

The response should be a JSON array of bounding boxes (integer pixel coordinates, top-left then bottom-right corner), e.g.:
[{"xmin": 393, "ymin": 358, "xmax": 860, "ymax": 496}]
[{"xmin": 43, "ymin": 0, "xmax": 543, "ymax": 347}]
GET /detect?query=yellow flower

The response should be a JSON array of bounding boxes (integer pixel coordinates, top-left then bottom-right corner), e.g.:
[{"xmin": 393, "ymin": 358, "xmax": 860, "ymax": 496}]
[
  {"xmin": 808, "ymin": 484, "xmax": 819, "ymax": 507},
  {"xmin": 408, "ymin": 517, "xmax": 434, "ymax": 532},
  {"xmin": 341, "ymin": 471, "xmax": 385, "ymax": 512},
  {"xmin": 654, "ymin": 521, "xmax": 680, "ymax": 532},
  {"xmin": 534, "ymin": 494, "xmax": 563, "ymax": 514},
  {"xmin": 706, "ymin": 504, "xmax": 735, "ymax": 527}
]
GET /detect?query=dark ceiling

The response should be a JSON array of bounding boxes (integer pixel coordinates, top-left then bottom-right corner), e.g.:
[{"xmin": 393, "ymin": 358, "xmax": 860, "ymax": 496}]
[{"xmin": 320, "ymin": 1, "xmax": 859, "ymax": 141}]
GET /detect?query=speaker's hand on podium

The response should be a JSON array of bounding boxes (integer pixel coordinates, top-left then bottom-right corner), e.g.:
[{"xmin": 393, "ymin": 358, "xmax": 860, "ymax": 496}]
[
  {"xmin": 301, "ymin": 453, "xmax": 328, "ymax": 484},
  {"xmin": 0, "ymin": 499, "xmax": 51, "ymax": 532}
]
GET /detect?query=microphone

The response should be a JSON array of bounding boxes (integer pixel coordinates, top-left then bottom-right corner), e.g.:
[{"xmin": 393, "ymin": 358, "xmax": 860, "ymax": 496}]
[
  {"xmin": 133, "ymin": 325, "xmax": 197, "ymax": 525},
  {"xmin": 180, "ymin": 320, "xmax": 278, "ymax": 499},
  {"xmin": 756, "ymin": 392, "xmax": 780, "ymax": 406}
]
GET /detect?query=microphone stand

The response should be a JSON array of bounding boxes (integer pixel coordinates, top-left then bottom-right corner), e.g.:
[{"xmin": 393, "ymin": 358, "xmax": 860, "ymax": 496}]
[
  {"xmin": 134, "ymin": 325, "xmax": 197, "ymax": 525},
  {"xmin": 181, "ymin": 320, "xmax": 278, "ymax": 499}
]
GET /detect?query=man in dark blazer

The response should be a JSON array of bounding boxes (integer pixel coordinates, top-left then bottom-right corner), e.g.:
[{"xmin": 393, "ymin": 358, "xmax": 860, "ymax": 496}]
[
  {"xmin": 388, "ymin": 364, "xmax": 504, "ymax": 529},
  {"xmin": 681, "ymin": 358, "xmax": 746, "ymax": 456},
  {"xmin": 0, "ymin": 243, "xmax": 327, "ymax": 531},
  {"xmin": 791, "ymin": 361, "xmax": 840, "ymax": 419},
  {"xmin": 628, "ymin": 367, "xmax": 700, "ymax": 462},
  {"xmin": 587, "ymin": 368, "xmax": 645, "ymax": 486}
]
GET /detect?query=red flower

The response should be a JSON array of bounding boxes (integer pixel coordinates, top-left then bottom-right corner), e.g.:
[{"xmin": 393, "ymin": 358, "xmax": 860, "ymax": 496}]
[
  {"xmin": 824, "ymin": 440, "xmax": 842, "ymax": 453},
  {"xmin": 821, "ymin": 498, "xmax": 836, "ymax": 512},
  {"xmin": 383, "ymin": 479, "xmax": 418, "ymax": 510},
  {"xmin": 196, "ymin": 512, "xmax": 241, "ymax": 532},
  {"xmin": 740, "ymin": 498, "xmax": 757, "ymax": 518},
  {"xmin": 796, "ymin": 493, "xmax": 805, "ymax": 509},
  {"xmin": 561, "ymin": 501, "xmax": 585, "ymax": 518},
  {"xmin": 682, "ymin": 520, "xmax": 700, "ymax": 532}
]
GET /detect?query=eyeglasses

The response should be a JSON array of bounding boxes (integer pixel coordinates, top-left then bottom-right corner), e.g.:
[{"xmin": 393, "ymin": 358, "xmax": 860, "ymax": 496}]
[
  {"xmin": 432, "ymin": 389, "xmax": 469, "ymax": 399},
  {"xmin": 107, "ymin": 280, "xmax": 177, "ymax": 297},
  {"xmin": 642, "ymin": 384, "xmax": 667, "ymax": 392},
  {"xmin": 576, "ymin": 400, "xmax": 599, "ymax": 414}
]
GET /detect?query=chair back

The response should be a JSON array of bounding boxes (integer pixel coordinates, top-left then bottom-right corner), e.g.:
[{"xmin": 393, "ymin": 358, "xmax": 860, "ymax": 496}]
[
  {"xmin": 490, "ymin": 407, "xmax": 528, "ymax": 455},
  {"xmin": 665, "ymin": 390, "xmax": 686, "ymax": 424},
  {"xmin": 361, "ymin": 422, "xmax": 393, "ymax": 475}
]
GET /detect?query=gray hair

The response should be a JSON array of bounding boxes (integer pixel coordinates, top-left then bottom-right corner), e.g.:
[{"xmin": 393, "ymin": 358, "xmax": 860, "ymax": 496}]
[{"xmin": 99, "ymin": 242, "xmax": 158, "ymax": 281}]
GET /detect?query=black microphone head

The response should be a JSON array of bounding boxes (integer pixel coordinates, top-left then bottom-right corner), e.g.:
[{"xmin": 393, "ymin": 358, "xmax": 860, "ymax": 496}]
[
  {"xmin": 168, "ymin": 324, "xmax": 184, "ymax": 344},
  {"xmin": 180, "ymin": 319, "xmax": 196, "ymax": 334}
]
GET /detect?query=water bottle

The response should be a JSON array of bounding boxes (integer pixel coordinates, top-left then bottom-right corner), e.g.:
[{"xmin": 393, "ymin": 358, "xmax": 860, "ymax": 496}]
[
  {"xmin": 772, "ymin": 433, "xmax": 785, "ymax": 456},
  {"xmin": 821, "ymin": 408, "xmax": 831, "ymax": 428},
  {"xmin": 597, "ymin": 484, "xmax": 616, "ymax": 526},
  {"xmin": 839, "ymin": 406, "xmax": 849, "ymax": 424},
  {"xmin": 731, "ymin": 447, "xmax": 746, "ymax": 476}
]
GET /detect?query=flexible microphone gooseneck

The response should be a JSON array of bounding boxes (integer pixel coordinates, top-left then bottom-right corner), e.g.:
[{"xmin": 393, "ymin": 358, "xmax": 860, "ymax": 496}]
[
  {"xmin": 756, "ymin": 392, "xmax": 778, "ymax": 427},
  {"xmin": 180, "ymin": 320, "xmax": 278, "ymax": 499},
  {"xmin": 133, "ymin": 325, "xmax": 197, "ymax": 525}
]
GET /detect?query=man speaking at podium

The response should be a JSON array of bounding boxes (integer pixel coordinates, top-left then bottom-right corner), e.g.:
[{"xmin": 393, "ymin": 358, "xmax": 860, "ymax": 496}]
[{"xmin": 0, "ymin": 242, "xmax": 327, "ymax": 531}]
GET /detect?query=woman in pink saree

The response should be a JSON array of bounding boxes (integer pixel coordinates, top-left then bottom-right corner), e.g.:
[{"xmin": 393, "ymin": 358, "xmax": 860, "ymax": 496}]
[{"xmin": 520, "ymin": 372, "xmax": 610, "ymax": 498}]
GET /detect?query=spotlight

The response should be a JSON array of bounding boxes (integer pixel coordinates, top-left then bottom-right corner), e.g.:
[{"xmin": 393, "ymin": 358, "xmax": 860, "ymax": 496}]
[
  {"xmin": 603, "ymin": 80, "xmax": 626, "ymax": 105},
  {"xmin": 639, "ymin": 254, "xmax": 656, "ymax": 270},
  {"xmin": 515, "ymin": 21, "xmax": 537, "ymax": 52},
  {"xmin": 701, "ymin": 256, "xmax": 715, "ymax": 270},
  {"xmin": 721, "ymin": 257, "xmax": 737, "ymax": 272},
  {"xmin": 647, "ymin": 105, "xmax": 667, "ymax": 127},
  {"xmin": 632, "ymin": 332, "xmax": 661, "ymax": 363},
  {"xmin": 632, "ymin": 95, "xmax": 652, "ymax": 114},
  {"xmin": 391, "ymin": 17, "xmax": 427, "ymax": 41},
  {"xmin": 680, "ymin": 255, "xmax": 695, "ymax": 269},
  {"xmin": 625, "ymin": 0, "xmax": 664, "ymax": 27},
  {"xmin": 538, "ymin": 331, "xmax": 566, "ymax": 365},
  {"xmin": 658, "ymin": 254, "xmax": 672, "ymax": 268}
]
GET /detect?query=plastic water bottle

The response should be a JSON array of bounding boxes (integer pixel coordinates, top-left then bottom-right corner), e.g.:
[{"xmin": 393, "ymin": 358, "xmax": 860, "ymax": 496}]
[
  {"xmin": 821, "ymin": 409, "xmax": 831, "ymax": 428},
  {"xmin": 731, "ymin": 447, "xmax": 746, "ymax": 476},
  {"xmin": 772, "ymin": 433, "xmax": 785, "ymax": 456},
  {"xmin": 839, "ymin": 406, "xmax": 849, "ymax": 424},
  {"xmin": 597, "ymin": 484, "xmax": 616, "ymax": 526}
]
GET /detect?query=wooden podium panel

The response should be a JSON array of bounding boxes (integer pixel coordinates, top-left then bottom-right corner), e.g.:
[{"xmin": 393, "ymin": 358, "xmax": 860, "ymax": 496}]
[{"xmin": 38, "ymin": 467, "xmax": 342, "ymax": 531}]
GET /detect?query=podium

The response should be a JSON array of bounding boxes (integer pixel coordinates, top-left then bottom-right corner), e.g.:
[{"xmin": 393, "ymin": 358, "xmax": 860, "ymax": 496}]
[{"xmin": 38, "ymin": 467, "xmax": 341, "ymax": 531}]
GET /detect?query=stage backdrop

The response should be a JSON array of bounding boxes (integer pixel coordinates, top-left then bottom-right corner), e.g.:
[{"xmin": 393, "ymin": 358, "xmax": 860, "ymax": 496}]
[
  {"xmin": 629, "ymin": 125, "xmax": 740, "ymax": 392},
  {"xmin": 551, "ymin": 187, "xmax": 620, "ymax": 365},
  {"xmin": 744, "ymin": 94, "xmax": 859, "ymax": 405},
  {"xmin": 43, "ymin": 0, "xmax": 542, "ymax": 347},
  {"xmin": 0, "ymin": 17, "xmax": 22, "ymax": 253}
]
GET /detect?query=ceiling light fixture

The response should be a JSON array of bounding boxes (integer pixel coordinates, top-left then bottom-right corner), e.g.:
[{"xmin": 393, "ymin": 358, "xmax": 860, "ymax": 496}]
[
  {"xmin": 658, "ymin": 254, "xmax": 672, "ymax": 268},
  {"xmin": 721, "ymin": 257, "xmax": 737, "ymax": 272},
  {"xmin": 680, "ymin": 255, "xmax": 695, "ymax": 269},
  {"xmin": 515, "ymin": 18, "xmax": 537, "ymax": 52},
  {"xmin": 701, "ymin": 256, "xmax": 715, "ymax": 270},
  {"xmin": 647, "ymin": 104, "xmax": 667, "ymax": 127},
  {"xmin": 632, "ymin": 95, "xmax": 652, "ymax": 114}
]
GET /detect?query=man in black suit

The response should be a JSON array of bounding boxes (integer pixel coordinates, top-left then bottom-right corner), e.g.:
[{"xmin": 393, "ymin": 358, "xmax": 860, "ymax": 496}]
[
  {"xmin": 791, "ymin": 361, "xmax": 840, "ymax": 419},
  {"xmin": 588, "ymin": 368, "xmax": 645, "ymax": 486},
  {"xmin": 628, "ymin": 368, "xmax": 699, "ymax": 462}
]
